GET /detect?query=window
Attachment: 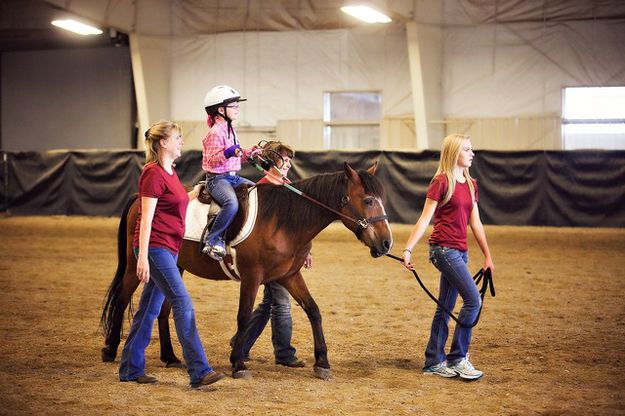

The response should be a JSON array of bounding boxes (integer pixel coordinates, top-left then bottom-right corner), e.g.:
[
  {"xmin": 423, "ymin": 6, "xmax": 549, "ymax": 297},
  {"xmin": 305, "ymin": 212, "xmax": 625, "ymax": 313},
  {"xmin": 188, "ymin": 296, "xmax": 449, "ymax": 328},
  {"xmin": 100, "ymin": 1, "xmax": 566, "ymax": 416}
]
[
  {"xmin": 562, "ymin": 87, "xmax": 625, "ymax": 150},
  {"xmin": 323, "ymin": 91, "xmax": 381, "ymax": 149}
]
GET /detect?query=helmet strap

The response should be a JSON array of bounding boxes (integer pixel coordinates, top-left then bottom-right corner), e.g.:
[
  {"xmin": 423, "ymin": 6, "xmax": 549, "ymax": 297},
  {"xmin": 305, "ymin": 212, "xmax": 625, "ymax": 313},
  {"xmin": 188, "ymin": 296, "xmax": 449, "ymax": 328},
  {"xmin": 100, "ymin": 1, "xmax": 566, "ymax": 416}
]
[{"xmin": 216, "ymin": 106, "xmax": 238, "ymax": 145}]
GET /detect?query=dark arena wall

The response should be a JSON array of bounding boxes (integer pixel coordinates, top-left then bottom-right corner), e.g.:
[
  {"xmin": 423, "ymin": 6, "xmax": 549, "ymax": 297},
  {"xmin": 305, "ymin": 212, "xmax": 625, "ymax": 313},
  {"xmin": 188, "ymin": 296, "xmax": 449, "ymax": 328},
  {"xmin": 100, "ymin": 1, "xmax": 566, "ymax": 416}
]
[{"xmin": 1, "ymin": 150, "xmax": 624, "ymax": 227}]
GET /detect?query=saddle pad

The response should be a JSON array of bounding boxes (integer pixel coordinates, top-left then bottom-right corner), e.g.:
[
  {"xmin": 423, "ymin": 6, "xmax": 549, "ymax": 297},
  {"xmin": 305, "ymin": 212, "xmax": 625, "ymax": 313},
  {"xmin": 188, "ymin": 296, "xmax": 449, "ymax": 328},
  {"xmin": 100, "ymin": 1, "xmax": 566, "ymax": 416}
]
[{"xmin": 183, "ymin": 186, "xmax": 258, "ymax": 246}]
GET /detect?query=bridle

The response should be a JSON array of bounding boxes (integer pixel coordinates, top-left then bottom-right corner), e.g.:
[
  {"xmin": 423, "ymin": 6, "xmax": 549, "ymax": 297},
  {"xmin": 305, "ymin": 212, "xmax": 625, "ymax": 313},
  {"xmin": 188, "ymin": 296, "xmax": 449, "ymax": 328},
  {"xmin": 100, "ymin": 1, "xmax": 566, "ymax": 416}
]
[
  {"xmin": 338, "ymin": 195, "xmax": 388, "ymax": 236},
  {"xmin": 300, "ymin": 192, "xmax": 388, "ymax": 237}
]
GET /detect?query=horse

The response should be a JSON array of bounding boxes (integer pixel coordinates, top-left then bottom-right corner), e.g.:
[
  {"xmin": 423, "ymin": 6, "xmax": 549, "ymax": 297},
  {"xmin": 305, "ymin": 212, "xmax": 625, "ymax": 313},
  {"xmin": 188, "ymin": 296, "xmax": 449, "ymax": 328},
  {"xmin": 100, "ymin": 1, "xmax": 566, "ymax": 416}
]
[{"xmin": 100, "ymin": 162, "xmax": 393, "ymax": 379}]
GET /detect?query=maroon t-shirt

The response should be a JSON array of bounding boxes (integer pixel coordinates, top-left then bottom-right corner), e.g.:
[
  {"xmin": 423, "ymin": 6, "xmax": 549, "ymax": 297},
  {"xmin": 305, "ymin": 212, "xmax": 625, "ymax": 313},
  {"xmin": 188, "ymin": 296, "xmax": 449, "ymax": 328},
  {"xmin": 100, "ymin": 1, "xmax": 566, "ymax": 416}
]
[
  {"xmin": 256, "ymin": 175, "xmax": 291, "ymax": 185},
  {"xmin": 133, "ymin": 162, "xmax": 189, "ymax": 254},
  {"xmin": 426, "ymin": 174, "xmax": 478, "ymax": 251}
]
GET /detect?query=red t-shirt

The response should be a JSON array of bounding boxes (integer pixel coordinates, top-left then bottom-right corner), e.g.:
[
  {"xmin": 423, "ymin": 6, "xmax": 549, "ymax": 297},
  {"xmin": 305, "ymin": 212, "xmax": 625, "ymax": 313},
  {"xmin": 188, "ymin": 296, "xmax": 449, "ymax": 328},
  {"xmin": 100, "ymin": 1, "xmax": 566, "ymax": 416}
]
[
  {"xmin": 426, "ymin": 174, "xmax": 478, "ymax": 251},
  {"xmin": 256, "ymin": 174, "xmax": 291, "ymax": 185},
  {"xmin": 133, "ymin": 162, "xmax": 189, "ymax": 254}
]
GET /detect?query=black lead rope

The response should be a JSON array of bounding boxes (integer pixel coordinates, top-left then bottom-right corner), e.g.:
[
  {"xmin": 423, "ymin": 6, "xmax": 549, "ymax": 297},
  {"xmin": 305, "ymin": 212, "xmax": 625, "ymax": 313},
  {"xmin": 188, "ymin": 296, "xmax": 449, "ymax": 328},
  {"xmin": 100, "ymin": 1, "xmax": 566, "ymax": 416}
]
[{"xmin": 386, "ymin": 253, "xmax": 496, "ymax": 328}]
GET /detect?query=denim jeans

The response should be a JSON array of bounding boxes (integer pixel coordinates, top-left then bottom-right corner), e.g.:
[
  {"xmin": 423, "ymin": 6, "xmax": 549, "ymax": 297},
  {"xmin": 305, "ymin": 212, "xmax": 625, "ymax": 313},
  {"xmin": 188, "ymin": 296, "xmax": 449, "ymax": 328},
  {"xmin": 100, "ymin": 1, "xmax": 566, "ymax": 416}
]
[
  {"xmin": 424, "ymin": 244, "xmax": 482, "ymax": 367},
  {"xmin": 241, "ymin": 282, "xmax": 297, "ymax": 362},
  {"xmin": 119, "ymin": 247, "xmax": 214, "ymax": 384},
  {"xmin": 204, "ymin": 173, "xmax": 254, "ymax": 245}
]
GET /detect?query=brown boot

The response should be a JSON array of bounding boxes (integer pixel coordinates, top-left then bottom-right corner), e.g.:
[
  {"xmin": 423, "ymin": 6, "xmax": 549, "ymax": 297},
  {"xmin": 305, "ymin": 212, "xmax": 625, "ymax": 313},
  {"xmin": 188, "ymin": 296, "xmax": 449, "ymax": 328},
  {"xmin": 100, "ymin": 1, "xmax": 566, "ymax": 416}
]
[
  {"xmin": 276, "ymin": 357, "xmax": 305, "ymax": 368},
  {"xmin": 191, "ymin": 371, "xmax": 226, "ymax": 388},
  {"xmin": 121, "ymin": 374, "xmax": 158, "ymax": 384}
]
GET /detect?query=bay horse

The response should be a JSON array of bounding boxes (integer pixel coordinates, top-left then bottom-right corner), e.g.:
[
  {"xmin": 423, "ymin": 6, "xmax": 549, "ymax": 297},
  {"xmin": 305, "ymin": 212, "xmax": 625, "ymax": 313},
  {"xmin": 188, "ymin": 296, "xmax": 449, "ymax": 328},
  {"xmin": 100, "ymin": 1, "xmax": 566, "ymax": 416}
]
[{"xmin": 100, "ymin": 162, "xmax": 393, "ymax": 379}]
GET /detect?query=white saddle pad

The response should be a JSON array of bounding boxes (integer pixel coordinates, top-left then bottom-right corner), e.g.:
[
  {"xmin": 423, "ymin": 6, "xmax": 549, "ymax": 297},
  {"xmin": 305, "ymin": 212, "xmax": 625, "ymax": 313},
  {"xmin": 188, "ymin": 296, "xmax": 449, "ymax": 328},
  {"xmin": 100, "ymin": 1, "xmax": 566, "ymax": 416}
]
[{"xmin": 183, "ymin": 186, "xmax": 259, "ymax": 247}]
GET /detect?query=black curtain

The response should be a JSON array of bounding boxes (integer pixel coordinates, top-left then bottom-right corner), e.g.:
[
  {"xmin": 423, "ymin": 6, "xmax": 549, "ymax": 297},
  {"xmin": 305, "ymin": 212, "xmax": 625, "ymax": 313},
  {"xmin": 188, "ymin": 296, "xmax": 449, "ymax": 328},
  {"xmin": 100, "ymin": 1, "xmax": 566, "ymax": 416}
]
[{"xmin": 3, "ymin": 149, "xmax": 625, "ymax": 227}]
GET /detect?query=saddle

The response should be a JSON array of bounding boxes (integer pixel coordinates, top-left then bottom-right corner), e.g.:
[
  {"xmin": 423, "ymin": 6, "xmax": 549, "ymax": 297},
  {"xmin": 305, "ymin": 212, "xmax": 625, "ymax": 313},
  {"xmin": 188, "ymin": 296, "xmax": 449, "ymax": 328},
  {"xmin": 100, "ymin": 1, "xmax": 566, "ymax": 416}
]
[{"xmin": 186, "ymin": 184, "xmax": 251, "ymax": 246}]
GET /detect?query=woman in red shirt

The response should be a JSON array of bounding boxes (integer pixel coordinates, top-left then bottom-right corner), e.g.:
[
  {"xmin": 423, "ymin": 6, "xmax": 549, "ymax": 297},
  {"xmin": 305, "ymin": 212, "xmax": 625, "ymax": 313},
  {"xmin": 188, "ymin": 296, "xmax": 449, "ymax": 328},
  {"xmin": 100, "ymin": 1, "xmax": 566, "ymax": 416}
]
[
  {"xmin": 402, "ymin": 134, "xmax": 494, "ymax": 380},
  {"xmin": 119, "ymin": 120, "xmax": 225, "ymax": 388}
]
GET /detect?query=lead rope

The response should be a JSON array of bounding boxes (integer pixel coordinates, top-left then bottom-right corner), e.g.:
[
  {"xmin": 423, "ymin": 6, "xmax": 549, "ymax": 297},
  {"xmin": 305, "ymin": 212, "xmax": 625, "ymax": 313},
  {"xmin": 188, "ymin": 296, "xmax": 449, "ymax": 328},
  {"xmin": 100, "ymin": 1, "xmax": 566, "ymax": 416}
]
[{"xmin": 386, "ymin": 253, "xmax": 496, "ymax": 328}]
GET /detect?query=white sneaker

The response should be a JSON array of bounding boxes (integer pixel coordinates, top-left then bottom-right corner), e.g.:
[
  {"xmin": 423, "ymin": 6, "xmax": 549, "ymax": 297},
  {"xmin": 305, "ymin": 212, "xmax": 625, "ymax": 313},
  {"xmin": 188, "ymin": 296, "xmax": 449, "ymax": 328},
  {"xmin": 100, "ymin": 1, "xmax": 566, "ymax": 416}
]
[
  {"xmin": 422, "ymin": 362, "xmax": 457, "ymax": 378},
  {"xmin": 202, "ymin": 240, "xmax": 226, "ymax": 261},
  {"xmin": 448, "ymin": 356, "xmax": 483, "ymax": 380}
]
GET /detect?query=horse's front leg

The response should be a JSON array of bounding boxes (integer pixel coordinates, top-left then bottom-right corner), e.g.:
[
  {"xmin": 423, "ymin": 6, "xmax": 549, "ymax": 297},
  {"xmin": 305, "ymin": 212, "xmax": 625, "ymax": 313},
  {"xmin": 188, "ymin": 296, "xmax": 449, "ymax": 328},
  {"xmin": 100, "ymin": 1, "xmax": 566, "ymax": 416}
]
[
  {"xmin": 280, "ymin": 271, "xmax": 331, "ymax": 380},
  {"xmin": 230, "ymin": 275, "xmax": 260, "ymax": 379}
]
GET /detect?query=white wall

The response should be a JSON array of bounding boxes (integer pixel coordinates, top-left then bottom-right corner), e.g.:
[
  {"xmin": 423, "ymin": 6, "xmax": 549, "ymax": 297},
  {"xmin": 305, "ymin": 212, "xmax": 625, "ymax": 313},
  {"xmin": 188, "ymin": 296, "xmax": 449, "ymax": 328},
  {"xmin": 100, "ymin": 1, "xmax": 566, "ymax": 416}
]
[
  {"xmin": 168, "ymin": 25, "xmax": 413, "ymax": 150},
  {"xmin": 440, "ymin": 18, "xmax": 625, "ymax": 149},
  {"xmin": 1, "ymin": 47, "xmax": 132, "ymax": 151}
]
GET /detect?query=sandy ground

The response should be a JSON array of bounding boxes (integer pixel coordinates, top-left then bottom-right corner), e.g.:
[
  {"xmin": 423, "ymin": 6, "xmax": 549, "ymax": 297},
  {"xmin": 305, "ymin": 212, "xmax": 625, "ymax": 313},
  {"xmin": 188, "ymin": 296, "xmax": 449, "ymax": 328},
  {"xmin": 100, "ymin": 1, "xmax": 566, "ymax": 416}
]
[{"xmin": 0, "ymin": 216, "xmax": 624, "ymax": 415}]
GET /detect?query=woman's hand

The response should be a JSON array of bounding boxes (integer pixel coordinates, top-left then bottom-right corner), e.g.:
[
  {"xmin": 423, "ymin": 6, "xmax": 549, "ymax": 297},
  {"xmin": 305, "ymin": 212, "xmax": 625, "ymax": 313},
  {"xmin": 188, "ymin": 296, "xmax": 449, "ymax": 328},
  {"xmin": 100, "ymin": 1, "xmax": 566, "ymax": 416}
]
[
  {"xmin": 189, "ymin": 183, "xmax": 203, "ymax": 200},
  {"xmin": 402, "ymin": 249, "xmax": 414, "ymax": 270},
  {"xmin": 304, "ymin": 253, "xmax": 313, "ymax": 269},
  {"xmin": 136, "ymin": 255, "xmax": 150, "ymax": 283}
]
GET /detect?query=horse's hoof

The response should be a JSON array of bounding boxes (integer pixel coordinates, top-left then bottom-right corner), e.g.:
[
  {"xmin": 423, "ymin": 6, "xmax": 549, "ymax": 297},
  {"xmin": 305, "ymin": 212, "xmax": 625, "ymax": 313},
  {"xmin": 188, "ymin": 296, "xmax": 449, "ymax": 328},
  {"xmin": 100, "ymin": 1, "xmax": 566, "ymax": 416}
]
[
  {"xmin": 313, "ymin": 366, "xmax": 332, "ymax": 380},
  {"xmin": 165, "ymin": 361, "xmax": 185, "ymax": 369},
  {"xmin": 232, "ymin": 369, "xmax": 252, "ymax": 380},
  {"xmin": 101, "ymin": 347, "xmax": 116, "ymax": 362}
]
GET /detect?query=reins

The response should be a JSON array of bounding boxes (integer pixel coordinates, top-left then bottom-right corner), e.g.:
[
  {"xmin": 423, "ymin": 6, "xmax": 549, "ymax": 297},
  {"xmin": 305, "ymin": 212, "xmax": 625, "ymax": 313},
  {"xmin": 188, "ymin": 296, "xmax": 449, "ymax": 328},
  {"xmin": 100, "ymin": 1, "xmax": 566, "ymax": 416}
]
[{"xmin": 386, "ymin": 253, "xmax": 496, "ymax": 328}]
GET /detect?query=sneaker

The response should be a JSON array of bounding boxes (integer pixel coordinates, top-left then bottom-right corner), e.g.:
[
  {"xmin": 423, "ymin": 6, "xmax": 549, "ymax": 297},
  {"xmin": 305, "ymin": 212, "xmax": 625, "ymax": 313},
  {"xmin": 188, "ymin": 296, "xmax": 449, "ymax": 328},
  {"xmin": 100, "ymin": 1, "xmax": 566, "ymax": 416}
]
[
  {"xmin": 202, "ymin": 240, "xmax": 226, "ymax": 260},
  {"xmin": 448, "ymin": 356, "xmax": 483, "ymax": 380},
  {"xmin": 422, "ymin": 362, "xmax": 457, "ymax": 378}
]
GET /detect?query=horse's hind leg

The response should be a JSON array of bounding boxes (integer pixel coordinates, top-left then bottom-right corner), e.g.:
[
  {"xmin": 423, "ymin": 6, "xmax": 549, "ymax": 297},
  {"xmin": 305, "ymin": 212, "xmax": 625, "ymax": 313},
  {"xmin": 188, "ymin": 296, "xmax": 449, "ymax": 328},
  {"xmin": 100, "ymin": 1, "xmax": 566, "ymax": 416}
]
[
  {"xmin": 157, "ymin": 298, "xmax": 183, "ymax": 367},
  {"xmin": 280, "ymin": 272, "xmax": 331, "ymax": 380},
  {"xmin": 101, "ymin": 269, "xmax": 140, "ymax": 362}
]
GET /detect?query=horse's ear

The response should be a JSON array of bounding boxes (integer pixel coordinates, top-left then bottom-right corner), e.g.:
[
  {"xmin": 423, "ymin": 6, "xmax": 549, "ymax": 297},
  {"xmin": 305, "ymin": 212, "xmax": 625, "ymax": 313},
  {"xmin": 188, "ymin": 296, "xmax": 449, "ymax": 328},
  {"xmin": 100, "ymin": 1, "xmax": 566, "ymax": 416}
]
[
  {"xmin": 367, "ymin": 161, "xmax": 378, "ymax": 175},
  {"xmin": 344, "ymin": 162, "xmax": 361, "ymax": 184}
]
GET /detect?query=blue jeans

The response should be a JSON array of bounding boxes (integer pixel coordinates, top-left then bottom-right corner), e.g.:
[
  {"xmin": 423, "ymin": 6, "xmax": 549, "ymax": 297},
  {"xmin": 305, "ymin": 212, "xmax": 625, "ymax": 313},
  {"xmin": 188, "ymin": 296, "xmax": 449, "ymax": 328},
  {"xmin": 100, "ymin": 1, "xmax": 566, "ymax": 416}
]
[
  {"xmin": 204, "ymin": 173, "xmax": 254, "ymax": 245},
  {"xmin": 242, "ymin": 282, "xmax": 297, "ymax": 362},
  {"xmin": 119, "ymin": 247, "xmax": 214, "ymax": 384},
  {"xmin": 424, "ymin": 244, "xmax": 481, "ymax": 368}
]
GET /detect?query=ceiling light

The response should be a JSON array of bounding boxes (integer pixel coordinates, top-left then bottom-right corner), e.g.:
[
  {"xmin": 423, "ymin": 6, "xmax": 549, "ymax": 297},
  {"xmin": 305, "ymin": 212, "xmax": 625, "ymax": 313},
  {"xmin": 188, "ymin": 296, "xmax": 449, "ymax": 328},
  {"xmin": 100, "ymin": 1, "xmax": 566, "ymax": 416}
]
[
  {"xmin": 341, "ymin": 5, "xmax": 392, "ymax": 23},
  {"xmin": 51, "ymin": 19, "xmax": 103, "ymax": 36}
]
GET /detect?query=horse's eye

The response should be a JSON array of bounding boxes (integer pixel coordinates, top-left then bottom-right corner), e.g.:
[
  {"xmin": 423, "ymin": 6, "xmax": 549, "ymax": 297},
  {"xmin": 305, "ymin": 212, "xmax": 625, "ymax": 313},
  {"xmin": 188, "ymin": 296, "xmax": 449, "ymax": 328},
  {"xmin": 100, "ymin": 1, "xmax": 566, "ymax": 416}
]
[{"xmin": 364, "ymin": 198, "xmax": 375, "ymax": 207}]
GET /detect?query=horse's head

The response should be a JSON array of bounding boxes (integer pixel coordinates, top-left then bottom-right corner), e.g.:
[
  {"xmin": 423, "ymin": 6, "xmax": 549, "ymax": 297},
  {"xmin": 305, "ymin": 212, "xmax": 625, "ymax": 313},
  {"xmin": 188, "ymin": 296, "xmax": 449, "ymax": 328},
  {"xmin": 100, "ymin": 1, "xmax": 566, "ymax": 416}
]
[{"xmin": 340, "ymin": 162, "xmax": 393, "ymax": 258}]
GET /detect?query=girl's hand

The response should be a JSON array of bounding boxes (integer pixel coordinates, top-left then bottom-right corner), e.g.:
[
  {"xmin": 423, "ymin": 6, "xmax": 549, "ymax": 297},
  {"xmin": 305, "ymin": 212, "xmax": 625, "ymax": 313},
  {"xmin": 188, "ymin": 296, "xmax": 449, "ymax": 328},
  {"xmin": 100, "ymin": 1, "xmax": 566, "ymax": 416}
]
[
  {"xmin": 483, "ymin": 258, "xmax": 495, "ymax": 273},
  {"xmin": 402, "ymin": 249, "xmax": 414, "ymax": 270},
  {"xmin": 136, "ymin": 256, "xmax": 150, "ymax": 283}
]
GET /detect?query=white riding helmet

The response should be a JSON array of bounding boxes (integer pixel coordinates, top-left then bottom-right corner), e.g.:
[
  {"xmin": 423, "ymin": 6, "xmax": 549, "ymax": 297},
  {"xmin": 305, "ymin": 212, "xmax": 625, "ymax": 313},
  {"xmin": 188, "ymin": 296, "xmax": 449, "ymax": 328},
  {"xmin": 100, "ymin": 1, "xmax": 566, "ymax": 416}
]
[{"xmin": 203, "ymin": 85, "xmax": 246, "ymax": 113}]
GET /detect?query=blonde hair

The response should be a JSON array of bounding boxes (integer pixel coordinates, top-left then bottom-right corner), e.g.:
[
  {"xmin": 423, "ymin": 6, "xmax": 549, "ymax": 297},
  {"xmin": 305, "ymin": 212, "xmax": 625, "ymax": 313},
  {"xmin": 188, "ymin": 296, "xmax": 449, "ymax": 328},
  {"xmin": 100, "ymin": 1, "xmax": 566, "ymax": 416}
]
[
  {"xmin": 434, "ymin": 133, "xmax": 476, "ymax": 206},
  {"xmin": 144, "ymin": 120, "xmax": 181, "ymax": 166}
]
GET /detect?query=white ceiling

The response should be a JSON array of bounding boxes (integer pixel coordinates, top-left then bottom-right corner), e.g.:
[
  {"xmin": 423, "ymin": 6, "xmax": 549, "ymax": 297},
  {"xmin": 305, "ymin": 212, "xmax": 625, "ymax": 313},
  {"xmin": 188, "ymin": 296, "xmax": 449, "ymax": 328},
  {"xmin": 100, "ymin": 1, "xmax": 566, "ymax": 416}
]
[{"xmin": 2, "ymin": 0, "xmax": 625, "ymax": 51}]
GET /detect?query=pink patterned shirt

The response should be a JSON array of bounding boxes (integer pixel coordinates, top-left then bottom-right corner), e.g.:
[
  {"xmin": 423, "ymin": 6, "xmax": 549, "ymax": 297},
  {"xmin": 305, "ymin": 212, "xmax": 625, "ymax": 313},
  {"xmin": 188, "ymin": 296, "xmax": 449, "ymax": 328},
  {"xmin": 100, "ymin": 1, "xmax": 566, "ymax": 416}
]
[{"xmin": 201, "ymin": 118, "xmax": 254, "ymax": 174}]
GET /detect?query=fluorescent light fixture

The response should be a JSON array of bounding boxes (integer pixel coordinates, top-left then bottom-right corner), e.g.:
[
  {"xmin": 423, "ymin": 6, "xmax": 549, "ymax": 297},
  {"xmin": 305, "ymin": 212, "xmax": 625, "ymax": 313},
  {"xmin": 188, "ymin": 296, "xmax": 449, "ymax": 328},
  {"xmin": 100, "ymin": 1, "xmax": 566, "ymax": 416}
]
[
  {"xmin": 51, "ymin": 19, "xmax": 103, "ymax": 36},
  {"xmin": 341, "ymin": 5, "xmax": 392, "ymax": 23}
]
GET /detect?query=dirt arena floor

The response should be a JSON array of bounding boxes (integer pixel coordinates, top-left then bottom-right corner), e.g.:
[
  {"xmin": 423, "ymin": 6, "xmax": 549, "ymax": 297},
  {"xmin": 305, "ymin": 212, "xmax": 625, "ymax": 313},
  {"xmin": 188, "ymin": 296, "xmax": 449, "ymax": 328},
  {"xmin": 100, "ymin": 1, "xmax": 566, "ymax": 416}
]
[{"xmin": 0, "ymin": 215, "xmax": 624, "ymax": 415}]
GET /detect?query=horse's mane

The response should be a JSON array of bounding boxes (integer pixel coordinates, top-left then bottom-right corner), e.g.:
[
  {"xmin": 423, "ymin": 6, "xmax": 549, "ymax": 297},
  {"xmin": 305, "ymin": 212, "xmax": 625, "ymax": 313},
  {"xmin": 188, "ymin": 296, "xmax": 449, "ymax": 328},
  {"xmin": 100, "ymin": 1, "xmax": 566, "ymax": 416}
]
[{"xmin": 257, "ymin": 169, "xmax": 386, "ymax": 233}]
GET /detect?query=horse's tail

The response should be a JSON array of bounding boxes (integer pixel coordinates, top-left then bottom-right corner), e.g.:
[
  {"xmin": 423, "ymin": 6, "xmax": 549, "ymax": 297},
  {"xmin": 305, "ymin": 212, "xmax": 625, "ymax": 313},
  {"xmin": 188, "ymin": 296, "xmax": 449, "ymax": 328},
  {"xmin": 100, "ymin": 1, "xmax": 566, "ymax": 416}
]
[{"xmin": 100, "ymin": 194, "xmax": 138, "ymax": 338}]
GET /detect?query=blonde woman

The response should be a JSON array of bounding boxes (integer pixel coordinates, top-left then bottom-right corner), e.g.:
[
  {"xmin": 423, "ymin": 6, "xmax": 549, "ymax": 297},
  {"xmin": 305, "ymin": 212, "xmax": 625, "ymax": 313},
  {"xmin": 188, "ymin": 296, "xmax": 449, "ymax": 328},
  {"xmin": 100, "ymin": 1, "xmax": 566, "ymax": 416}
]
[
  {"xmin": 119, "ymin": 120, "xmax": 225, "ymax": 388},
  {"xmin": 402, "ymin": 134, "xmax": 494, "ymax": 380}
]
